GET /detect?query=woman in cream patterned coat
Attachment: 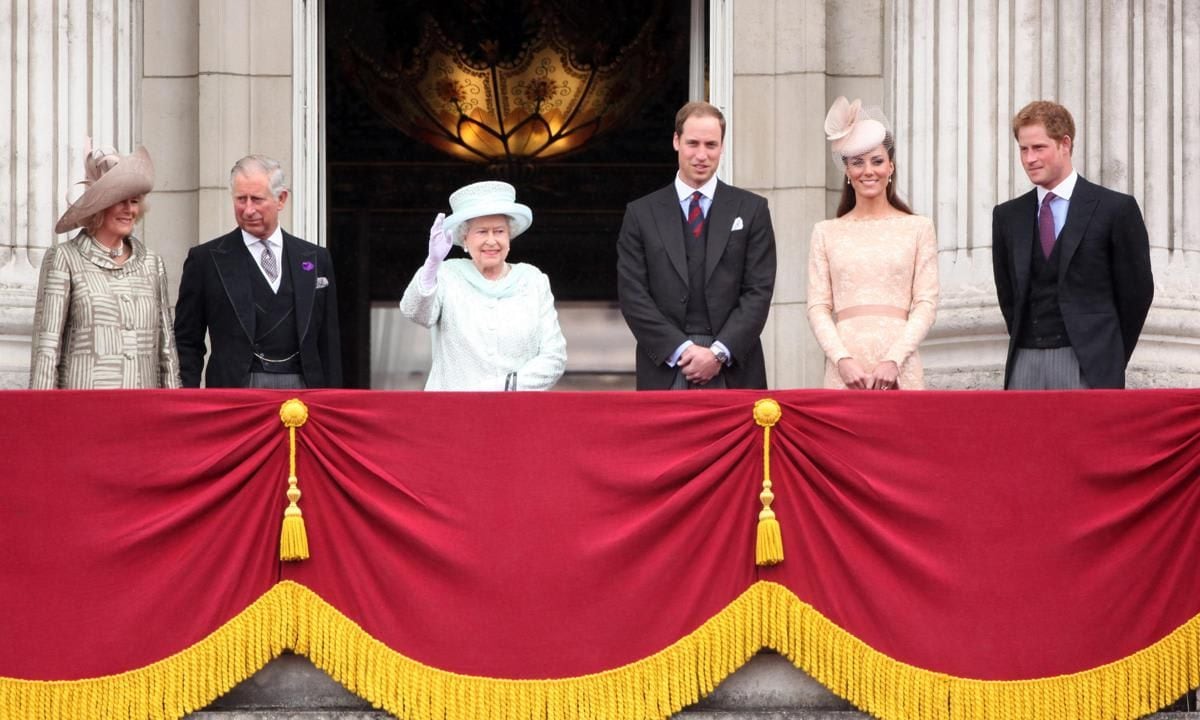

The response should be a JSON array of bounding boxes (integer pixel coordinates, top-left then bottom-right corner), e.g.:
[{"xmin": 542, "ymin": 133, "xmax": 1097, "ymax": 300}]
[
  {"xmin": 400, "ymin": 181, "xmax": 566, "ymax": 391},
  {"xmin": 30, "ymin": 145, "xmax": 181, "ymax": 389}
]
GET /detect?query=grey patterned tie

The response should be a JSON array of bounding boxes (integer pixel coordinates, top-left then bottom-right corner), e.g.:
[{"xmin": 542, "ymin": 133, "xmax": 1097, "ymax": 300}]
[{"xmin": 259, "ymin": 240, "xmax": 279, "ymax": 282}]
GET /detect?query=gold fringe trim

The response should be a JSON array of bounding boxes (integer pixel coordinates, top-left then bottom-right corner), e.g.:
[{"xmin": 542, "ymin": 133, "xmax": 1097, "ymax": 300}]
[
  {"xmin": 3, "ymin": 581, "xmax": 1199, "ymax": 720},
  {"xmin": 756, "ymin": 581, "xmax": 1200, "ymax": 720},
  {"xmin": 292, "ymin": 581, "xmax": 769, "ymax": 720},
  {"xmin": 0, "ymin": 582, "xmax": 293, "ymax": 720}
]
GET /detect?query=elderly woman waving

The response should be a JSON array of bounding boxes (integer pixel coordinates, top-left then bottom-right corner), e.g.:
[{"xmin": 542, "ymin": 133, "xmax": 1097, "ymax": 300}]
[{"xmin": 400, "ymin": 181, "xmax": 567, "ymax": 391}]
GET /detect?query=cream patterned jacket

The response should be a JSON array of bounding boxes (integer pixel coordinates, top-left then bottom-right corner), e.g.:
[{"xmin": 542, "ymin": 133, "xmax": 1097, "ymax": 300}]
[{"xmin": 30, "ymin": 233, "xmax": 182, "ymax": 389}]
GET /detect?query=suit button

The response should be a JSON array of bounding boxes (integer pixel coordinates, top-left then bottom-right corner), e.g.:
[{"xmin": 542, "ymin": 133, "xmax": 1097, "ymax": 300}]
[{"xmin": 679, "ymin": 296, "xmax": 686, "ymax": 304}]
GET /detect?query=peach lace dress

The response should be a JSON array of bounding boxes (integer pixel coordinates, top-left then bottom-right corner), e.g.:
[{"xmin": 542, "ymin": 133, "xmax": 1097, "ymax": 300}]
[{"xmin": 806, "ymin": 214, "xmax": 939, "ymax": 389}]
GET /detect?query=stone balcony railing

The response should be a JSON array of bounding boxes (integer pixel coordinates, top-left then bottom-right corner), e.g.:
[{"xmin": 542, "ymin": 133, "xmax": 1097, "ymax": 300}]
[{"xmin": 190, "ymin": 652, "xmax": 1199, "ymax": 720}]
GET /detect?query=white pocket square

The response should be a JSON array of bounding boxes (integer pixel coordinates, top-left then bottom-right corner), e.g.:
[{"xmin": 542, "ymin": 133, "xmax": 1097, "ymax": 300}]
[
  {"xmin": 315, "ymin": 276, "xmax": 329, "ymax": 289},
  {"xmin": 731, "ymin": 217, "xmax": 744, "ymax": 232}
]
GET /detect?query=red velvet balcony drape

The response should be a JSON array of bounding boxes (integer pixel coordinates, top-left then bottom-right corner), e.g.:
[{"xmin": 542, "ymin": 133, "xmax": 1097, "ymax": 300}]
[{"xmin": 2, "ymin": 389, "xmax": 1199, "ymax": 720}]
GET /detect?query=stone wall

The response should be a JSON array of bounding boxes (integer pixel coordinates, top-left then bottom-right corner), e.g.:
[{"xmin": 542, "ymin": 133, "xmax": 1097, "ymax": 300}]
[
  {"xmin": 730, "ymin": 0, "xmax": 834, "ymax": 390},
  {"xmin": 737, "ymin": 0, "xmax": 1200, "ymax": 390},
  {"xmin": 0, "ymin": 0, "xmax": 299, "ymax": 388},
  {"xmin": 144, "ymin": 0, "xmax": 298, "ymax": 299},
  {"xmin": 1, "ymin": 0, "xmax": 1196, "ymax": 388},
  {"xmin": 0, "ymin": 0, "xmax": 141, "ymax": 387},
  {"xmin": 889, "ymin": 0, "xmax": 1200, "ymax": 389}
]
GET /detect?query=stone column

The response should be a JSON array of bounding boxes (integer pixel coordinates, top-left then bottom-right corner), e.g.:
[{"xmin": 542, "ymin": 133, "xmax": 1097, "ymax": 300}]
[
  {"xmin": 142, "ymin": 0, "xmax": 200, "ymax": 305},
  {"xmin": 0, "ymin": 0, "xmax": 141, "ymax": 388},
  {"xmin": 0, "ymin": 0, "xmax": 302, "ymax": 388},
  {"xmin": 195, "ymin": 0, "xmax": 295, "ymax": 247},
  {"xmin": 145, "ymin": 0, "xmax": 308, "ymax": 292},
  {"xmin": 730, "ymin": 0, "xmax": 831, "ymax": 389},
  {"xmin": 891, "ymin": 0, "xmax": 1200, "ymax": 388}
]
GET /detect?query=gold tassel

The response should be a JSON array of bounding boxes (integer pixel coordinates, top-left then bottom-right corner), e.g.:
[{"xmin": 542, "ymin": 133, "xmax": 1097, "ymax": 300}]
[
  {"xmin": 279, "ymin": 398, "xmax": 310, "ymax": 561},
  {"xmin": 756, "ymin": 513, "xmax": 783, "ymax": 566},
  {"xmin": 753, "ymin": 398, "xmax": 783, "ymax": 566}
]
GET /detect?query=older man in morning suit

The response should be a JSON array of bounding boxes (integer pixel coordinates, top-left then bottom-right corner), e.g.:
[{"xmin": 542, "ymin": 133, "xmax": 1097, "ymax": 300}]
[
  {"xmin": 992, "ymin": 101, "xmax": 1153, "ymax": 390},
  {"xmin": 174, "ymin": 155, "xmax": 342, "ymax": 389},
  {"xmin": 617, "ymin": 101, "xmax": 776, "ymax": 390}
]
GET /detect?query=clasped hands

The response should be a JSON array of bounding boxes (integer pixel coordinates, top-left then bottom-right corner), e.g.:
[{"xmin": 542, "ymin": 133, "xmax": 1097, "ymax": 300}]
[
  {"xmin": 836, "ymin": 357, "xmax": 899, "ymax": 390},
  {"xmin": 678, "ymin": 344, "xmax": 723, "ymax": 385}
]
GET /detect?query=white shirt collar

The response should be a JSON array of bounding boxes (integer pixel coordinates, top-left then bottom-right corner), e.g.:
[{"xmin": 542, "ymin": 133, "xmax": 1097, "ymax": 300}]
[
  {"xmin": 242, "ymin": 226, "xmax": 283, "ymax": 252},
  {"xmin": 1037, "ymin": 170, "xmax": 1078, "ymax": 203},
  {"xmin": 675, "ymin": 173, "xmax": 719, "ymax": 202}
]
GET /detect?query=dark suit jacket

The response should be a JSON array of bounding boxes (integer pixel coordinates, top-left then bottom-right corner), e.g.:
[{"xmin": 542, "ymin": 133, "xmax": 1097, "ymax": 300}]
[
  {"xmin": 992, "ymin": 176, "xmax": 1153, "ymax": 389},
  {"xmin": 617, "ymin": 181, "xmax": 776, "ymax": 389},
  {"xmin": 174, "ymin": 229, "xmax": 342, "ymax": 388}
]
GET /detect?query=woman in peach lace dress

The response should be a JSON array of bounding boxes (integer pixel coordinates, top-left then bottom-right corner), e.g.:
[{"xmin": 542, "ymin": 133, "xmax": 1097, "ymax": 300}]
[{"xmin": 806, "ymin": 97, "xmax": 938, "ymax": 390}]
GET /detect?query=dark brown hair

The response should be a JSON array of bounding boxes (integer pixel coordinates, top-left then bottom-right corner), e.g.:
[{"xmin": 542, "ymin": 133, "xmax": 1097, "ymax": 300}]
[{"xmin": 835, "ymin": 138, "xmax": 913, "ymax": 217}]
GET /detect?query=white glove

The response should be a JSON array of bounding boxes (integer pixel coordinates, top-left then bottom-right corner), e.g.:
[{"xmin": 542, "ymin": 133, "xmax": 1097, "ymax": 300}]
[{"xmin": 419, "ymin": 213, "xmax": 451, "ymax": 290}]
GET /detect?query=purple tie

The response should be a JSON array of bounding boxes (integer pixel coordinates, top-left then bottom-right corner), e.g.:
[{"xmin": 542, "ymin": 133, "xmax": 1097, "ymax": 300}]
[
  {"xmin": 687, "ymin": 191, "xmax": 705, "ymax": 239},
  {"xmin": 1039, "ymin": 191, "xmax": 1058, "ymax": 258}
]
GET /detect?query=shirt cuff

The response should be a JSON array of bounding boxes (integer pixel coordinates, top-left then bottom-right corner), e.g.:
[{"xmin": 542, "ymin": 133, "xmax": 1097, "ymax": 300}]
[
  {"xmin": 711, "ymin": 341, "xmax": 732, "ymax": 366},
  {"xmin": 667, "ymin": 340, "xmax": 694, "ymax": 368}
]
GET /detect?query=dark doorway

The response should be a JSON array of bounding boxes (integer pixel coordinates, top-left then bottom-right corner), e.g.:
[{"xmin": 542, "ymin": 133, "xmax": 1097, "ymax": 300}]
[{"xmin": 325, "ymin": 1, "xmax": 693, "ymax": 387}]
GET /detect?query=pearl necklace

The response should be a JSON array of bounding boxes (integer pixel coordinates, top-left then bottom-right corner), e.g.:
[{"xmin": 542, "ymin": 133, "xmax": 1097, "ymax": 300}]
[{"xmin": 95, "ymin": 239, "xmax": 125, "ymax": 259}]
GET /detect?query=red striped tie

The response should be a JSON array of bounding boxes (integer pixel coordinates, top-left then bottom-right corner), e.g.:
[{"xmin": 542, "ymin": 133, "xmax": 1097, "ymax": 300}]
[{"xmin": 688, "ymin": 191, "xmax": 705, "ymax": 239}]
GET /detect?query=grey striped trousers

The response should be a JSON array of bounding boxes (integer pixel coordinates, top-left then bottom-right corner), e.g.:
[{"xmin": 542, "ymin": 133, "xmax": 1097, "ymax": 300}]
[{"xmin": 1009, "ymin": 347, "xmax": 1092, "ymax": 390}]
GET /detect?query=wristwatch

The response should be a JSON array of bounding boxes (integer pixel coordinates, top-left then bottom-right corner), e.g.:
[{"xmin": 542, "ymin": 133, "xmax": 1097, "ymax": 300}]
[{"xmin": 711, "ymin": 346, "xmax": 730, "ymax": 365}]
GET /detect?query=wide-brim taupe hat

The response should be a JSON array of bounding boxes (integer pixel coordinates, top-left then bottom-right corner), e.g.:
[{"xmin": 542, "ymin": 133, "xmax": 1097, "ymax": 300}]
[
  {"xmin": 55, "ymin": 145, "xmax": 155, "ymax": 234},
  {"xmin": 442, "ymin": 180, "xmax": 533, "ymax": 246}
]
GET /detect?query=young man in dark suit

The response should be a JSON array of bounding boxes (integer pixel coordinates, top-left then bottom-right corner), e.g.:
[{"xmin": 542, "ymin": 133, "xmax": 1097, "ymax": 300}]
[
  {"xmin": 174, "ymin": 155, "xmax": 342, "ymax": 389},
  {"xmin": 992, "ymin": 101, "xmax": 1153, "ymax": 389},
  {"xmin": 617, "ymin": 102, "xmax": 777, "ymax": 390}
]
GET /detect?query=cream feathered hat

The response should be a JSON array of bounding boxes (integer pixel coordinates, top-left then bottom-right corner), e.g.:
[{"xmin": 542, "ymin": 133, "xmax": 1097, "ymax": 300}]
[
  {"xmin": 824, "ymin": 96, "xmax": 892, "ymax": 168},
  {"xmin": 442, "ymin": 181, "xmax": 533, "ymax": 247}
]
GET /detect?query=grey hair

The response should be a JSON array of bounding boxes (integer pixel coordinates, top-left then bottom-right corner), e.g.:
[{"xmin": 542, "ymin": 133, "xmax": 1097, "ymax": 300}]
[
  {"xmin": 230, "ymin": 155, "xmax": 288, "ymax": 199},
  {"xmin": 456, "ymin": 215, "xmax": 514, "ymax": 247}
]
